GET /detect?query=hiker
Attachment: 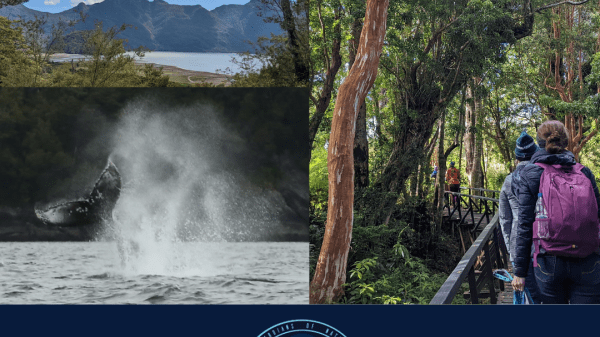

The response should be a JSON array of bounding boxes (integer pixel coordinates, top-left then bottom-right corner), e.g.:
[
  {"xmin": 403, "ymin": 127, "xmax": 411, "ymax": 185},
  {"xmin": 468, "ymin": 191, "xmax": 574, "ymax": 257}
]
[
  {"xmin": 446, "ymin": 162, "xmax": 460, "ymax": 207},
  {"xmin": 431, "ymin": 166, "xmax": 438, "ymax": 179},
  {"xmin": 499, "ymin": 129, "xmax": 541, "ymax": 303},
  {"xmin": 511, "ymin": 121, "xmax": 600, "ymax": 304}
]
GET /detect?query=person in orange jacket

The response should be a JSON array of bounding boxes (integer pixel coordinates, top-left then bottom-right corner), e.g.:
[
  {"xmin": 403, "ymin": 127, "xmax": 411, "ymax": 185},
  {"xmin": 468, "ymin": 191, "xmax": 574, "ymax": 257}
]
[{"xmin": 446, "ymin": 162, "xmax": 460, "ymax": 207}]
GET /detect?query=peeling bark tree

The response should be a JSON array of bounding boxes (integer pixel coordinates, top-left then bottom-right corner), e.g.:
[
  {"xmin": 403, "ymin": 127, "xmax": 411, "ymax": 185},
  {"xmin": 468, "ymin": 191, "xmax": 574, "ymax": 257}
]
[
  {"xmin": 309, "ymin": 0, "xmax": 388, "ymax": 304},
  {"xmin": 349, "ymin": 18, "xmax": 369, "ymax": 191}
]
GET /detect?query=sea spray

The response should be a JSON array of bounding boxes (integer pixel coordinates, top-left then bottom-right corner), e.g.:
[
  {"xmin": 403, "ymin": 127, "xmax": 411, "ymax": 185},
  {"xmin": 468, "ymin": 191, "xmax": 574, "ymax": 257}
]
[{"xmin": 103, "ymin": 98, "xmax": 281, "ymax": 275}]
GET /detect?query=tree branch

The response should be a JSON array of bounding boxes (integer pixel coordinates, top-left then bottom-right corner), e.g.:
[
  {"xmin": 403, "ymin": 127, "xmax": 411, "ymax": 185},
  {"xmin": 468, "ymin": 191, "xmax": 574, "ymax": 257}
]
[{"xmin": 535, "ymin": 0, "xmax": 592, "ymax": 13}]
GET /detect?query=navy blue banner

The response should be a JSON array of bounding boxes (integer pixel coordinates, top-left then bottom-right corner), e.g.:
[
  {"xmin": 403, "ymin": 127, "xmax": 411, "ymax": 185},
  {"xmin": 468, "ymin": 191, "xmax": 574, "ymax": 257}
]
[{"xmin": 0, "ymin": 304, "xmax": 594, "ymax": 336}]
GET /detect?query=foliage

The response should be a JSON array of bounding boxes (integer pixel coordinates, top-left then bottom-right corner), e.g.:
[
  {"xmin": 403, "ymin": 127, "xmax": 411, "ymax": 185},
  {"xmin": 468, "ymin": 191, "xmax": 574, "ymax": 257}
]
[
  {"xmin": 15, "ymin": 13, "xmax": 80, "ymax": 86},
  {"xmin": 0, "ymin": 14, "xmax": 171, "ymax": 87},
  {"xmin": 0, "ymin": 16, "xmax": 34, "ymax": 86},
  {"xmin": 47, "ymin": 22, "xmax": 169, "ymax": 87},
  {"xmin": 309, "ymin": 193, "xmax": 462, "ymax": 303},
  {"xmin": 229, "ymin": 34, "xmax": 302, "ymax": 87},
  {"xmin": 231, "ymin": 0, "xmax": 309, "ymax": 87},
  {"xmin": 343, "ymin": 255, "xmax": 448, "ymax": 304},
  {"xmin": 0, "ymin": 0, "xmax": 28, "ymax": 8}
]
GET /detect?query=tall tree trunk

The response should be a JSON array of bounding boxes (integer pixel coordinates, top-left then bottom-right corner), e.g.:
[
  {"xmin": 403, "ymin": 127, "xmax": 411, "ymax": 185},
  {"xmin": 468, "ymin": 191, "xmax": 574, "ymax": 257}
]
[
  {"xmin": 458, "ymin": 132, "xmax": 463, "ymax": 174},
  {"xmin": 435, "ymin": 110, "xmax": 447, "ymax": 233},
  {"xmin": 308, "ymin": 3, "xmax": 342, "ymax": 156},
  {"xmin": 372, "ymin": 87, "xmax": 387, "ymax": 145},
  {"xmin": 280, "ymin": 0, "xmax": 308, "ymax": 83},
  {"xmin": 471, "ymin": 94, "xmax": 484, "ymax": 190},
  {"xmin": 464, "ymin": 83, "xmax": 475, "ymax": 179},
  {"xmin": 354, "ymin": 102, "xmax": 369, "ymax": 190},
  {"xmin": 422, "ymin": 127, "xmax": 439, "ymax": 198},
  {"xmin": 368, "ymin": 106, "xmax": 440, "ymax": 226},
  {"xmin": 543, "ymin": 5, "xmax": 598, "ymax": 161},
  {"xmin": 349, "ymin": 18, "xmax": 369, "ymax": 191},
  {"xmin": 310, "ymin": 0, "xmax": 388, "ymax": 304},
  {"xmin": 464, "ymin": 81, "xmax": 483, "ymax": 191}
]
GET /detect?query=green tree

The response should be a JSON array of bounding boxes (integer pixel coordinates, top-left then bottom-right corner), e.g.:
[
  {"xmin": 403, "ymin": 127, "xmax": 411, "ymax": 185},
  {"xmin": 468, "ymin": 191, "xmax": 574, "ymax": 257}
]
[
  {"xmin": 0, "ymin": 0, "xmax": 28, "ymax": 8},
  {"xmin": 49, "ymin": 22, "xmax": 168, "ymax": 87},
  {"xmin": 231, "ymin": 0, "xmax": 309, "ymax": 87},
  {"xmin": 16, "ymin": 14, "xmax": 81, "ymax": 86},
  {"xmin": 0, "ymin": 17, "xmax": 33, "ymax": 86}
]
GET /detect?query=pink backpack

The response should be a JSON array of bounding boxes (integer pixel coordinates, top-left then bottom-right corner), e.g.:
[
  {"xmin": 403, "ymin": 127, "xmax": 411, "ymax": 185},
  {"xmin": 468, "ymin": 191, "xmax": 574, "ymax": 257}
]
[{"xmin": 533, "ymin": 163, "xmax": 600, "ymax": 266}]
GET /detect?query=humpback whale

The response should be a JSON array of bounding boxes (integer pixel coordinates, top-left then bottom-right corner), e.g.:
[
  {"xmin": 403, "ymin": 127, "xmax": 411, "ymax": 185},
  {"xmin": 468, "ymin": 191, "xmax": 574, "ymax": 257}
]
[{"xmin": 35, "ymin": 161, "xmax": 121, "ymax": 229}]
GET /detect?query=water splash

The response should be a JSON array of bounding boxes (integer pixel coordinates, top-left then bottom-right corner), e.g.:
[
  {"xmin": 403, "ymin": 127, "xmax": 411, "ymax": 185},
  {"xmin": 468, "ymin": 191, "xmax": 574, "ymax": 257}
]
[{"xmin": 103, "ymin": 99, "xmax": 281, "ymax": 275}]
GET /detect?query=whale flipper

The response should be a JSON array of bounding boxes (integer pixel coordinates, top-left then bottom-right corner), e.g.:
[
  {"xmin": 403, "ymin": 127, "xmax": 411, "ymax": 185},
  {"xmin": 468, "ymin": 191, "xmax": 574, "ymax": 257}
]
[{"xmin": 35, "ymin": 161, "xmax": 121, "ymax": 228}]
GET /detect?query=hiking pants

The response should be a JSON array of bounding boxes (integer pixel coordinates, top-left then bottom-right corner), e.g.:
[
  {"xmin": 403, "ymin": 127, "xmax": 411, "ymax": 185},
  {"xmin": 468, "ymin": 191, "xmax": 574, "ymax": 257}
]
[
  {"xmin": 449, "ymin": 184, "xmax": 460, "ymax": 206},
  {"xmin": 534, "ymin": 253, "xmax": 600, "ymax": 304}
]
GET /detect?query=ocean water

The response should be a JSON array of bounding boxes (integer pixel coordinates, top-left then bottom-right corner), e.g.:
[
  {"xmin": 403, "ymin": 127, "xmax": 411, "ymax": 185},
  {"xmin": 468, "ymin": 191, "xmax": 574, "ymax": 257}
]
[
  {"xmin": 0, "ymin": 241, "xmax": 308, "ymax": 304},
  {"xmin": 50, "ymin": 52, "xmax": 251, "ymax": 74}
]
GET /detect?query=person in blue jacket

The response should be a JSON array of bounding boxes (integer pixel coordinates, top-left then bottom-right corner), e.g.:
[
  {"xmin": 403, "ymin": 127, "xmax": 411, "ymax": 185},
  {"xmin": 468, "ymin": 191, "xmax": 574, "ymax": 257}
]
[
  {"xmin": 431, "ymin": 166, "xmax": 438, "ymax": 179},
  {"xmin": 499, "ymin": 129, "xmax": 541, "ymax": 303},
  {"xmin": 510, "ymin": 120, "xmax": 600, "ymax": 304}
]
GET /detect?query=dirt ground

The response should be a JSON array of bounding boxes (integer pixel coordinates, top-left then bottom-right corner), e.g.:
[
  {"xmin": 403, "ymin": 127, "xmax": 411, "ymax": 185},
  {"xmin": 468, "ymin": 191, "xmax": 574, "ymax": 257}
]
[{"xmin": 145, "ymin": 63, "xmax": 233, "ymax": 87}]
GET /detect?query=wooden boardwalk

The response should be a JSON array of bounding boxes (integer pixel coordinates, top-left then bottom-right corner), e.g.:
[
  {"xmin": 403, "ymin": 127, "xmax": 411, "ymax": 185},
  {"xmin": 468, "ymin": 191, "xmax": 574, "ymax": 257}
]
[
  {"xmin": 442, "ymin": 209, "xmax": 493, "ymax": 230},
  {"xmin": 431, "ymin": 189, "xmax": 515, "ymax": 305},
  {"xmin": 442, "ymin": 208, "xmax": 494, "ymax": 254},
  {"xmin": 497, "ymin": 280, "xmax": 515, "ymax": 304}
]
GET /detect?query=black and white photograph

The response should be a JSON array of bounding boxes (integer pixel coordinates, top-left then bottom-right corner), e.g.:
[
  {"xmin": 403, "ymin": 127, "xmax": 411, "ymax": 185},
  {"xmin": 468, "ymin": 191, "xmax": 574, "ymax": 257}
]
[{"xmin": 0, "ymin": 87, "xmax": 308, "ymax": 304}]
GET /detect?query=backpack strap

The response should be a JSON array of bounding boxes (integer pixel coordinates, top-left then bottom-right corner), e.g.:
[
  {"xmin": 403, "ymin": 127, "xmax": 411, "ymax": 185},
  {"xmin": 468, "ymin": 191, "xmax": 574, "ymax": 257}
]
[
  {"xmin": 571, "ymin": 162, "xmax": 584, "ymax": 173},
  {"xmin": 535, "ymin": 162, "xmax": 582, "ymax": 173},
  {"xmin": 532, "ymin": 162, "xmax": 548, "ymax": 268}
]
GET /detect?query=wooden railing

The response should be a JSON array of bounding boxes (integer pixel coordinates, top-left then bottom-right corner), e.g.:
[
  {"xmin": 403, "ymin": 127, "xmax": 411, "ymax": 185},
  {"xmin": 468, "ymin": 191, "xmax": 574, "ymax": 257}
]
[
  {"xmin": 444, "ymin": 191, "xmax": 499, "ymax": 235},
  {"xmin": 430, "ymin": 213, "xmax": 509, "ymax": 304},
  {"xmin": 460, "ymin": 186, "xmax": 500, "ymax": 200}
]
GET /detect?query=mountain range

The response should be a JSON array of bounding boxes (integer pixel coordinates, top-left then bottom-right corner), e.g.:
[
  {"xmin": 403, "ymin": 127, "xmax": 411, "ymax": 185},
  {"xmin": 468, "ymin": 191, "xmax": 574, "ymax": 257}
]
[{"xmin": 0, "ymin": 0, "xmax": 282, "ymax": 52}]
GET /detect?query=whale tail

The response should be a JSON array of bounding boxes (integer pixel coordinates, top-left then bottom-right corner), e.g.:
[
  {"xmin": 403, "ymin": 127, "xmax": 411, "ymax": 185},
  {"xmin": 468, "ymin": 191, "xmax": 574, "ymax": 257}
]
[{"xmin": 35, "ymin": 160, "xmax": 122, "ymax": 228}]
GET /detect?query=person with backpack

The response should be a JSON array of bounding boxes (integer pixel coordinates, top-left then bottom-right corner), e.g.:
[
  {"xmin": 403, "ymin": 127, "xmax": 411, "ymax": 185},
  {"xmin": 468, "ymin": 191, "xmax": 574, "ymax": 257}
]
[
  {"xmin": 446, "ymin": 162, "xmax": 460, "ymax": 207},
  {"xmin": 511, "ymin": 120, "xmax": 600, "ymax": 304},
  {"xmin": 499, "ymin": 129, "xmax": 541, "ymax": 303},
  {"xmin": 431, "ymin": 166, "xmax": 438, "ymax": 179}
]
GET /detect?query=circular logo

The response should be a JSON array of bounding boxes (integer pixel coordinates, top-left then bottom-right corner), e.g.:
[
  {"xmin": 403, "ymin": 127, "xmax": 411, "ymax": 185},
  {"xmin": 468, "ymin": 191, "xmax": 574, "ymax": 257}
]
[{"xmin": 257, "ymin": 320, "xmax": 346, "ymax": 337}]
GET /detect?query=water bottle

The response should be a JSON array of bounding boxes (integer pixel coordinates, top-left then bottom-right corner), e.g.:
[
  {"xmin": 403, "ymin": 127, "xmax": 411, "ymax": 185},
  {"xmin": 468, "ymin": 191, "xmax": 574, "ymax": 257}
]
[
  {"xmin": 536, "ymin": 192, "xmax": 549, "ymax": 239},
  {"xmin": 535, "ymin": 193, "xmax": 547, "ymax": 219}
]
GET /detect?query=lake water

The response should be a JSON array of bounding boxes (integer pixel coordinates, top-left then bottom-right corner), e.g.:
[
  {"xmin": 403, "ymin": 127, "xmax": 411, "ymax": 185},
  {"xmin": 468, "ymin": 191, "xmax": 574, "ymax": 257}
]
[
  {"xmin": 50, "ymin": 52, "xmax": 252, "ymax": 74},
  {"xmin": 0, "ymin": 241, "xmax": 308, "ymax": 304}
]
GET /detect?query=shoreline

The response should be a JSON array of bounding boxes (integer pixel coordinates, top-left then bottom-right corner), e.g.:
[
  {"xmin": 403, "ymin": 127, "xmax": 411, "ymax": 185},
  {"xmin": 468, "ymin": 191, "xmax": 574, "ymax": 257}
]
[
  {"xmin": 138, "ymin": 62, "xmax": 233, "ymax": 86},
  {"xmin": 49, "ymin": 54, "xmax": 234, "ymax": 86}
]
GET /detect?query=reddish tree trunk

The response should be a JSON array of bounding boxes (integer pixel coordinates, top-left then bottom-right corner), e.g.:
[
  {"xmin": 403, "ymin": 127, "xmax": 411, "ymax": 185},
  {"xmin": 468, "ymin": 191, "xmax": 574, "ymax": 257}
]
[
  {"xmin": 309, "ymin": 0, "xmax": 388, "ymax": 304},
  {"xmin": 349, "ymin": 17, "xmax": 370, "ymax": 191}
]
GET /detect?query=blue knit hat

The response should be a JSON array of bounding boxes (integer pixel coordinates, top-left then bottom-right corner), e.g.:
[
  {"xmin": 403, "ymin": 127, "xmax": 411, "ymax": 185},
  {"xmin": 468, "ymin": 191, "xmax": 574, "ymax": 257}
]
[{"xmin": 515, "ymin": 129, "xmax": 538, "ymax": 160}]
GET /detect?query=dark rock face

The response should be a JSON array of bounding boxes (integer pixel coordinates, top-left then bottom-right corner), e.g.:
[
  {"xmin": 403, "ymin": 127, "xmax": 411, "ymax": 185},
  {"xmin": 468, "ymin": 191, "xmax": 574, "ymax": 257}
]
[{"xmin": 0, "ymin": 0, "xmax": 281, "ymax": 52}]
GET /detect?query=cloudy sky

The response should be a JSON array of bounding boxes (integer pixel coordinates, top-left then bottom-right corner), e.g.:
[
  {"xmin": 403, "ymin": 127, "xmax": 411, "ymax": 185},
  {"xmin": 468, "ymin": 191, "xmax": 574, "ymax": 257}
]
[{"xmin": 23, "ymin": 0, "xmax": 251, "ymax": 12}]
